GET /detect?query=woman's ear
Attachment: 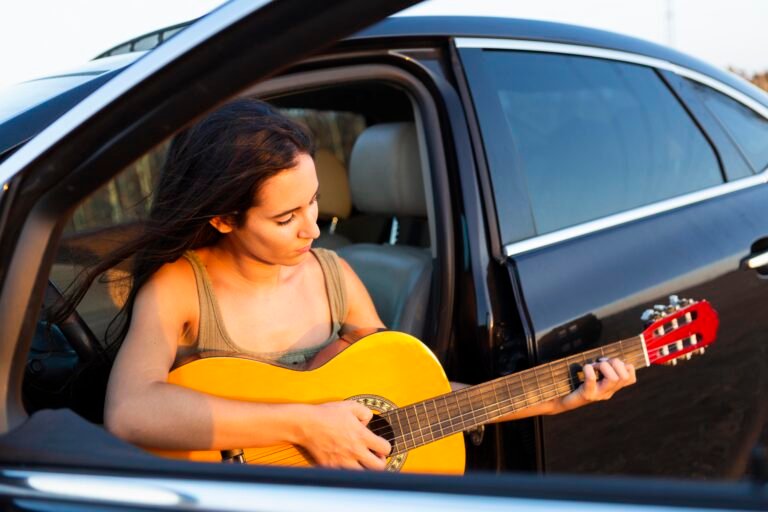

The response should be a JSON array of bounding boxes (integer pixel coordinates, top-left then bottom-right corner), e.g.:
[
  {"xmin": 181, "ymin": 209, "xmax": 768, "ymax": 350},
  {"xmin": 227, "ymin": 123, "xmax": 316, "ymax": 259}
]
[{"xmin": 209, "ymin": 216, "xmax": 234, "ymax": 234}]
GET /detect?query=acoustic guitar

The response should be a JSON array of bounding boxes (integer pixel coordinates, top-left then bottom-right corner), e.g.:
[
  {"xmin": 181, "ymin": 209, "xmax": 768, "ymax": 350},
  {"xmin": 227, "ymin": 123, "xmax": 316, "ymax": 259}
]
[{"xmin": 153, "ymin": 297, "xmax": 718, "ymax": 474}]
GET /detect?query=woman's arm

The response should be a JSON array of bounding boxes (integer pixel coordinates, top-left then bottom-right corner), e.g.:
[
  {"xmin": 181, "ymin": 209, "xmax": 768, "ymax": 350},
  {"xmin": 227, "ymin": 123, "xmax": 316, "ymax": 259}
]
[
  {"xmin": 104, "ymin": 261, "xmax": 389, "ymax": 469},
  {"xmin": 336, "ymin": 254, "xmax": 636, "ymax": 422},
  {"xmin": 450, "ymin": 358, "xmax": 637, "ymax": 421}
]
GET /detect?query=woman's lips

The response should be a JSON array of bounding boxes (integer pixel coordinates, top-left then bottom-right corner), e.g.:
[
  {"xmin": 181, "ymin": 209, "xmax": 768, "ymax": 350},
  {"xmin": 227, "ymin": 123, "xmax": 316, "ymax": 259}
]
[{"xmin": 297, "ymin": 244, "xmax": 312, "ymax": 254}]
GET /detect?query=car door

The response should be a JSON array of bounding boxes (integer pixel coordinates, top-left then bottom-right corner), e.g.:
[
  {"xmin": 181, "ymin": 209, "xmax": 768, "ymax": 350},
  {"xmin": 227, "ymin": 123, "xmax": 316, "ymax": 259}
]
[{"xmin": 458, "ymin": 39, "xmax": 768, "ymax": 478}]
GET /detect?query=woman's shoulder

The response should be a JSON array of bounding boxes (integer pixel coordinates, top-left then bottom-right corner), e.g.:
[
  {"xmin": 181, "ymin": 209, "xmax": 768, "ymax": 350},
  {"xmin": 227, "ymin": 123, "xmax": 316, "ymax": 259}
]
[
  {"xmin": 311, "ymin": 247, "xmax": 347, "ymax": 269},
  {"xmin": 136, "ymin": 253, "xmax": 199, "ymax": 318}
]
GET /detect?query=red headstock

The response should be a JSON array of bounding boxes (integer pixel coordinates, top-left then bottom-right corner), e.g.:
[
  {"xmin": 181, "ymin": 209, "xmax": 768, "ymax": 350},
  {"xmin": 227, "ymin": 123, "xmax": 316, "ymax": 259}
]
[{"xmin": 641, "ymin": 297, "xmax": 719, "ymax": 366}]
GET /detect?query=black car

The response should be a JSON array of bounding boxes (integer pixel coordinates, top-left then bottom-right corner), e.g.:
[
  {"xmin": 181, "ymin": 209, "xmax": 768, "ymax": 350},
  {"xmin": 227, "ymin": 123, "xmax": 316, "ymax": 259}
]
[{"xmin": 1, "ymin": 1, "xmax": 767, "ymax": 509}]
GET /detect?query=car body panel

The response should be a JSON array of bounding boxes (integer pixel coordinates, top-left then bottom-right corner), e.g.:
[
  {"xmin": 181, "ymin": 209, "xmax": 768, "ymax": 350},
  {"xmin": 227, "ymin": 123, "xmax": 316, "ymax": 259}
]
[{"xmin": 0, "ymin": 7, "xmax": 767, "ymax": 510}]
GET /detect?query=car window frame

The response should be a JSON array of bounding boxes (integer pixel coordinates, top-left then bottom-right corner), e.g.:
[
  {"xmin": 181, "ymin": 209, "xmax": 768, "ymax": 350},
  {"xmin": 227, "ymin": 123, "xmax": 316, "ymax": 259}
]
[
  {"xmin": 455, "ymin": 38, "xmax": 768, "ymax": 258},
  {"xmin": 0, "ymin": 0, "xmax": 423, "ymax": 434}
]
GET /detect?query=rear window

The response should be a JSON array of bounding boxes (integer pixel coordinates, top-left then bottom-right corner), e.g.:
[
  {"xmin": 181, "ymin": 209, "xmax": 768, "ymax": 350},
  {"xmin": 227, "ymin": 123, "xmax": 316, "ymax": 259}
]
[
  {"xmin": 690, "ymin": 80, "xmax": 768, "ymax": 173},
  {"xmin": 463, "ymin": 50, "xmax": 723, "ymax": 243}
]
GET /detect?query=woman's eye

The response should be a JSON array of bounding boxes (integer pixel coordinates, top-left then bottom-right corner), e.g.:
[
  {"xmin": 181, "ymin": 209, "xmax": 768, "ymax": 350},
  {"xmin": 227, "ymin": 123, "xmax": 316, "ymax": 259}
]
[{"xmin": 277, "ymin": 215, "xmax": 295, "ymax": 226}]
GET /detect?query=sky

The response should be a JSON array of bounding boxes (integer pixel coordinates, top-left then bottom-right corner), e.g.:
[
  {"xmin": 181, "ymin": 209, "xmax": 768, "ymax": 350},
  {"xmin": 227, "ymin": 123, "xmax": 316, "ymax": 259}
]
[{"xmin": 1, "ymin": 0, "xmax": 767, "ymax": 91}]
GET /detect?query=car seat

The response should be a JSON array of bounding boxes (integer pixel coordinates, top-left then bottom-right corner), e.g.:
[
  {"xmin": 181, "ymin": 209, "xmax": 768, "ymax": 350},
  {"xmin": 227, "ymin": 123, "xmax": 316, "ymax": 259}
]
[
  {"xmin": 337, "ymin": 122, "xmax": 432, "ymax": 339},
  {"xmin": 314, "ymin": 148, "xmax": 352, "ymax": 249}
]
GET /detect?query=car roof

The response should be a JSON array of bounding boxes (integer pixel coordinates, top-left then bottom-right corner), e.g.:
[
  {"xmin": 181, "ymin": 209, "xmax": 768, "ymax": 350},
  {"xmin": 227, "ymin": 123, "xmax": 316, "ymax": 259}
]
[
  {"xmin": 3, "ymin": 15, "xmax": 765, "ymax": 160},
  {"xmin": 353, "ymin": 16, "xmax": 767, "ymax": 106},
  {"xmin": 93, "ymin": 15, "xmax": 768, "ymax": 107}
]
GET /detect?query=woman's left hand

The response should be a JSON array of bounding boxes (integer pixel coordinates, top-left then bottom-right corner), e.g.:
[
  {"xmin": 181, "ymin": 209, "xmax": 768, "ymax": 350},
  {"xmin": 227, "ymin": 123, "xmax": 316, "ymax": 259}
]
[{"xmin": 554, "ymin": 358, "xmax": 637, "ymax": 414}]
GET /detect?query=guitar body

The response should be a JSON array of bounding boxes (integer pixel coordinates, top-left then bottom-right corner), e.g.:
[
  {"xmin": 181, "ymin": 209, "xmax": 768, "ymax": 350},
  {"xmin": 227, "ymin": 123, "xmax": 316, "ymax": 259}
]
[{"xmin": 153, "ymin": 332, "xmax": 466, "ymax": 474}]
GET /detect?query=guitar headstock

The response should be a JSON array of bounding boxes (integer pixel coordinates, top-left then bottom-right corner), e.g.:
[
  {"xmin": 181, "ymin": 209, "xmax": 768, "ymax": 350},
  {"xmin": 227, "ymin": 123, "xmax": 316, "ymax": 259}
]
[{"xmin": 640, "ymin": 296, "xmax": 719, "ymax": 366}]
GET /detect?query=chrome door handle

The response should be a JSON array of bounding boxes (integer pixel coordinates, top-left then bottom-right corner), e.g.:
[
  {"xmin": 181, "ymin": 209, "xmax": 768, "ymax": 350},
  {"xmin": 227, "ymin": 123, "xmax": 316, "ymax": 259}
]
[{"xmin": 745, "ymin": 250, "xmax": 768, "ymax": 269}]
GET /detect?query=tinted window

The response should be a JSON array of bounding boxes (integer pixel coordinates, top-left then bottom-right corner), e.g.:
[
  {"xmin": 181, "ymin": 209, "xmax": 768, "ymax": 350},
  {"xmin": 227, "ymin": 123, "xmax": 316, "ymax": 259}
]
[
  {"xmin": 466, "ymin": 51, "xmax": 723, "ymax": 240},
  {"xmin": 690, "ymin": 80, "xmax": 768, "ymax": 173},
  {"xmin": 133, "ymin": 33, "xmax": 160, "ymax": 52}
]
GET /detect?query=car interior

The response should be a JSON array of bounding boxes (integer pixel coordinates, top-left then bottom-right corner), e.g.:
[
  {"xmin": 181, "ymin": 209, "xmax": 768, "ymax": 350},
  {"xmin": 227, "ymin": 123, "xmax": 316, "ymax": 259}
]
[{"xmin": 24, "ymin": 79, "xmax": 440, "ymax": 434}]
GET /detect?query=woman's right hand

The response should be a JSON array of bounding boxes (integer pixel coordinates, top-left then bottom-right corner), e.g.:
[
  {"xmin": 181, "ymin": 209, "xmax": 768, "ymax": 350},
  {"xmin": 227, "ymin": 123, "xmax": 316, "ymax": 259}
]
[{"xmin": 297, "ymin": 401, "xmax": 392, "ymax": 470}]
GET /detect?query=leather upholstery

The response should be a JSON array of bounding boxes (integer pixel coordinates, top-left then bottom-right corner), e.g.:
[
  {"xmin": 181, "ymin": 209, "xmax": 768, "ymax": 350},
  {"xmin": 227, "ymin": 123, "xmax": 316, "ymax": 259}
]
[
  {"xmin": 314, "ymin": 148, "xmax": 352, "ymax": 249},
  {"xmin": 338, "ymin": 244, "xmax": 431, "ymax": 338},
  {"xmin": 348, "ymin": 122, "xmax": 426, "ymax": 217},
  {"xmin": 340, "ymin": 122, "xmax": 431, "ymax": 338},
  {"xmin": 315, "ymin": 148, "xmax": 352, "ymax": 219}
]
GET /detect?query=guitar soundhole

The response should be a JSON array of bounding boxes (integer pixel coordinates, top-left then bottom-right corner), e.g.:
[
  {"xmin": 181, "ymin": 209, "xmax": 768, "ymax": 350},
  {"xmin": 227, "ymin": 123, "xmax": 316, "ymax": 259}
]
[
  {"xmin": 368, "ymin": 414, "xmax": 395, "ymax": 444},
  {"xmin": 349, "ymin": 394, "xmax": 407, "ymax": 471}
]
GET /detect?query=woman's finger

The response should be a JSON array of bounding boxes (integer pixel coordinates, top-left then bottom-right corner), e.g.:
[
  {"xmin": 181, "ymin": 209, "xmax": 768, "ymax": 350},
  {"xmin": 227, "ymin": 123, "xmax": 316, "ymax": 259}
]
[
  {"xmin": 609, "ymin": 358, "xmax": 630, "ymax": 381},
  {"xmin": 627, "ymin": 363, "xmax": 637, "ymax": 384},
  {"xmin": 365, "ymin": 430, "xmax": 392, "ymax": 458},
  {"xmin": 597, "ymin": 361, "xmax": 619, "ymax": 385},
  {"xmin": 582, "ymin": 363, "xmax": 598, "ymax": 399},
  {"xmin": 351, "ymin": 402, "xmax": 374, "ymax": 424},
  {"xmin": 359, "ymin": 449, "xmax": 388, "ymax": 471}
]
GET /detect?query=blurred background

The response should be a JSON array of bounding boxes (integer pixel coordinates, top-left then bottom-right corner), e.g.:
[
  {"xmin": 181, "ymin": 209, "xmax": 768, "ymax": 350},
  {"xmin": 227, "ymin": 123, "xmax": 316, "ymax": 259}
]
[{"xmin": 1, "ymin": 0, "xmax": 766, "ymax": 91}]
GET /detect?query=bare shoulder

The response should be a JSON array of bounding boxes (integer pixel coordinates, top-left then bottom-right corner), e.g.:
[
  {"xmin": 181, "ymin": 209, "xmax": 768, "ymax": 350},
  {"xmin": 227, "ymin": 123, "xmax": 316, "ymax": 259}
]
[{"xmin": 134, "ymin": 255, "xmax": 198, "ymax": 325}]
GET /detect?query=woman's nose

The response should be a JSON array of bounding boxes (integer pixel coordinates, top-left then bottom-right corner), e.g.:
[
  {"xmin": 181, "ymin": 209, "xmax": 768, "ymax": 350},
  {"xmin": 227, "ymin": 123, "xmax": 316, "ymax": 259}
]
[{"xmin": 300, "ymin": 216, "xmax": 320, "ymax": 240}]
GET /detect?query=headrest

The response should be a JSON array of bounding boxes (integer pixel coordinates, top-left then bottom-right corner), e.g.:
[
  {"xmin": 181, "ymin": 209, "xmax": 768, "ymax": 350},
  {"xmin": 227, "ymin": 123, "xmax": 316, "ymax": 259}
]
[
  {"xmin": 314, "ymin": 148, "xmax": 351, "ymax": 219},
  {"xmin": 348, "ymin": 122, "xmax": 426, "ymax": 217}
]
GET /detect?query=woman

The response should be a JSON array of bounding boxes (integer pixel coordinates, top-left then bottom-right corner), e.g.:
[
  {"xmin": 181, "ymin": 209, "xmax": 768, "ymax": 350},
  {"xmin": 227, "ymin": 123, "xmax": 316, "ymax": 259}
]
[{"xmin": 59, "ymin": 98, "xmax": 636, "ymax": 471}]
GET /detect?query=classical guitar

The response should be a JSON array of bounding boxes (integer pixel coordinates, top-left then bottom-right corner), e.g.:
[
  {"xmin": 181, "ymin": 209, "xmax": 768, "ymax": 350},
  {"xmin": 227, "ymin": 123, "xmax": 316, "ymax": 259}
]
[{"xmin": 153, "ymin": 297, "xmax": 718, "ymax": 474}]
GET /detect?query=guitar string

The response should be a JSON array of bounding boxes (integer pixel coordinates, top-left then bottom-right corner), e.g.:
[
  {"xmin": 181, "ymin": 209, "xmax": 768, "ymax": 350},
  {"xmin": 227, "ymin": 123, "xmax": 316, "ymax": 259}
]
[
  {"xmin": 243, "ymin": 342, "xmax": 646, "ymax": 464},
  {"xmin": 240, "ymin": 316, "xmax": 700, "ymax": 464},
  {"xmin": 243, "ymin": 344, "xmax": 675, "ymax": 465},
  {"xmin": 243, "ymin": 341, "xmax": 675, "ymax": 464},
  {"xmin": 242, "ymin": 339, "xmax": 691, "ymax": 464},
  {"xmin": 384, "ymin": 342, "xmax": 688, "ymax": 450},
  {"xmin": 380, "ymin": 346, "xmax": 648, "ymax": 451},
  {"xmin": 386, "ymin": 340, "xmax": 695, "ymax": 453}
]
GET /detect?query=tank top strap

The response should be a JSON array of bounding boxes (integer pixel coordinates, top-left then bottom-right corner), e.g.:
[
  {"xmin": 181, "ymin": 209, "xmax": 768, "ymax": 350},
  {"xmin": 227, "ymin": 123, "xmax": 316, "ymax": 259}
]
[
  {"xmin": 181, "ymin": 250, "xmax": 233, "ymax": 353},
  {"xmin": 311, "ymin": 248, "xmax": 348, "ymax": 328}
]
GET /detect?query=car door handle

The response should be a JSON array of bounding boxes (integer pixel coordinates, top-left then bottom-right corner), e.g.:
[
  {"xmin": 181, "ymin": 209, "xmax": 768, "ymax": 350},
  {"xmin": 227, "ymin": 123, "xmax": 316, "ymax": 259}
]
[{"xmin": 745, "ymin": 250, "xmax": 768, "ymax": 269}]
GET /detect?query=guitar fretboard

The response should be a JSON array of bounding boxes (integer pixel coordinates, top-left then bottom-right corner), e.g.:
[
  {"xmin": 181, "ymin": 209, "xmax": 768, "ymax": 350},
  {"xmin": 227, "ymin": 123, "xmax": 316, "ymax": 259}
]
[{"xmin": 382, "ymin": 336, "xmax": 647, "ymax": 455}]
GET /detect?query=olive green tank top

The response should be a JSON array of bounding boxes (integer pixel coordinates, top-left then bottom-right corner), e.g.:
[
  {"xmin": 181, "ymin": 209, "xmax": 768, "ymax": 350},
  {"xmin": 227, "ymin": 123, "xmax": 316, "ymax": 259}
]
[{"xmin": 176, "ymin": 248, "xmax": 348, "ymax": 368}]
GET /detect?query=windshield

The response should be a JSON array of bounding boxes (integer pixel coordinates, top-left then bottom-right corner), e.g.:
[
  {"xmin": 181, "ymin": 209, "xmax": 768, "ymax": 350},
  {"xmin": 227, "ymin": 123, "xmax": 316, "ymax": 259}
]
[{"xmin": 0, "ymin": 74, "xmax": 108, "ymax": 125}]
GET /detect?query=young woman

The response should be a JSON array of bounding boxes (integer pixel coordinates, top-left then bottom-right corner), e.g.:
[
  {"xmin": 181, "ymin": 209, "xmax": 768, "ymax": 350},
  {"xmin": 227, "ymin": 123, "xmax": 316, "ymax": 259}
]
[{"xmin": 59, "ymin": 98, "xmax": 636, "ymax": 471}]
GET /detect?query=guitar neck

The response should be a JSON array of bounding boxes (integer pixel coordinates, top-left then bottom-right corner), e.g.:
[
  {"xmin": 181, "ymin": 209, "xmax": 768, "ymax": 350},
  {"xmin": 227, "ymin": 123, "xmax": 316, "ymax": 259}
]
[{"xmin": 384, "ymin": 335, "xmax": 648, "ymax": 455}]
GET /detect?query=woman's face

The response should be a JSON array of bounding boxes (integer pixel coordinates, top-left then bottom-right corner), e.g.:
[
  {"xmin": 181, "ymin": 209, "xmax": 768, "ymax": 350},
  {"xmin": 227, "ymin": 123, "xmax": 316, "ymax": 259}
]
[{"xmin": 219, "ymin": 152, "xmax": 321, "ymax": 265}]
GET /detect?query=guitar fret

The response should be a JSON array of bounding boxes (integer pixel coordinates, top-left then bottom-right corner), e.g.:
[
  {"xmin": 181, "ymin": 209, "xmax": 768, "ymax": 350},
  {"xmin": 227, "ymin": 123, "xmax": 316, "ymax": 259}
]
[
  {"xmin": 434, "ymin": 397, "xmax": 445, "ymax": 440},
  {"xmin": 404, "ymin": 406, "xmax": 415, "ymax": 450},
  {"xmin": 454, "ymin": 392, "xmax": 465, "ymax": 434},
  {"xmin": 392, "ymin": 410, "xmax": 405, "ymax": 453},
  {"xmin": 414, "ymin": 401, "xmax": 424, "ymax": 446},
  {"xmin": 422, "ymin": 401, "xmax": 436, "ymax": 443},
  {"xmin": 533, "ymin": 367, "xmax": 542, "ymax": 404},
  {"xmin": 548, "ymin": 363, "xmax": 559, "ymax": 399},
  {"xmin": 520, "ymin": 373, "xmax": 530, "ymax": 407},
  {"xmin": 442, "ymin": 395, "xmax": 452, "ymax": 438}
]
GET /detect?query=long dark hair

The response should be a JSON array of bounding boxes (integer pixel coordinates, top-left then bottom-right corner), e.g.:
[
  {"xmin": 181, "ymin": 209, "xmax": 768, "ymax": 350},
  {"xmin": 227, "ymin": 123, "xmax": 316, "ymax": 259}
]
[{"xmin": 50, "ymin": 98, "xmax": 315, "ymax": 351}]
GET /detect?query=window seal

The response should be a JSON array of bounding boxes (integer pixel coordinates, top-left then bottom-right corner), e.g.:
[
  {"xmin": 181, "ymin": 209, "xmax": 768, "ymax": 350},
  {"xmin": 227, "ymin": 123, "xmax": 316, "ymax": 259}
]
[
  {"xmin": 454, "ymin": 38, "xmax": 768, "ymax": 122},
  {"xmin": 503, "ymin": 168, "xmax": 768, "ymax": 258}
]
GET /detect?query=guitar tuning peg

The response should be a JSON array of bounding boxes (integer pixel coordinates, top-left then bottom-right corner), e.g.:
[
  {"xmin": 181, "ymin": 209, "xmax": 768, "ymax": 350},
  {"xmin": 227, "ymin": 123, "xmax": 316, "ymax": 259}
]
[
  {"xmin": 669, "ymin": 295, "xmax": 680, "ymax": 305},
  {"xmin": 641, "ymin": 309, "xmax": 656, "ymax": 322},
  {"xmin": 654, "ymin": 305, "xmax": 666, "ymax": 311},
  {"xmin": 685, "ymin": 353, "xmax": 692, "ymax": 360},
  {"xmin": 668, "ymin": 359, "xmax": 678, "ymax": 366},
  {"xmin": 699, "ymin": 348, "xmax": 706, "ymax": 355}
]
